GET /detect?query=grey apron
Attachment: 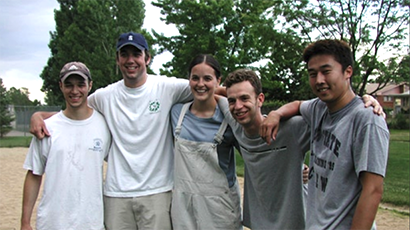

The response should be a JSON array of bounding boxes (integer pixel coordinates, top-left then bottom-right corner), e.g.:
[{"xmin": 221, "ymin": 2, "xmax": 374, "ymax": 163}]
[{"xmin": 171, "ymin": 103, "xmax": 242, "ymax": 230}]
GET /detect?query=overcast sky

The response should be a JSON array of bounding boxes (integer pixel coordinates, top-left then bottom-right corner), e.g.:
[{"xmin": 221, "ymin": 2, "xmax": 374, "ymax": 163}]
[
  {"xmin": 1, "ymin": 1, "xmax": 408, "ymax": 103},
  {"xmin": 0, "ymin": 0, "xmax": 177, "ymax": 103}
]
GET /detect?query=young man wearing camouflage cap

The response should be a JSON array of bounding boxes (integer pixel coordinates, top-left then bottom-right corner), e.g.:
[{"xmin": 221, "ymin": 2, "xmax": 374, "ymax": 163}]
[{"xmin": 21, "ymin": 62, "xmax": 111, "ymax": 230}]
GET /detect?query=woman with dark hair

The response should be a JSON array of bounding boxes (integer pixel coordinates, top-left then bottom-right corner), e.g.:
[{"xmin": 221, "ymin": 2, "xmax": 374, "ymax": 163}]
[{"xmin": 170, "ymin": 54, "xmax": 242, "ymax": 230}]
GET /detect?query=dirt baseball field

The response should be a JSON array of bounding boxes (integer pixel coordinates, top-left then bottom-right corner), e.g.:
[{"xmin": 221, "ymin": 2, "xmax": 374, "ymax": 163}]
[{"xmin": 1, "ymin": 147, "xmax": 408, "ymax": 230}]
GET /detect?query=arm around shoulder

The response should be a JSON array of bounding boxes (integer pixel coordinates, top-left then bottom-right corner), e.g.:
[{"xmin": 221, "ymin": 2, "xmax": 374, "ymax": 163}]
[
  {"xmin": 362, "ymin": 94, "xmax": 386, "ymax": 118},
  {"xmin": 260, "ymin": 100, "xmax": 303, "ymax": 144},
  {"xmin": 215, "ymin": 86, "xmax": 227, "ymax": 97},
  {"xmin": 274, "ymin": 100, "xmax": 303, "ymax": 118},
  {"xmin": 30, "ymin": 111, "xmax": 57, "ymax": 139}
]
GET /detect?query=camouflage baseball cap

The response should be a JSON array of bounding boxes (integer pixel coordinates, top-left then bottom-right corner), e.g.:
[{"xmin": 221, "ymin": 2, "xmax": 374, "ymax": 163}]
[{"xmin": 59, "ymin": 62, "xmax": 91, "ymax": 82}]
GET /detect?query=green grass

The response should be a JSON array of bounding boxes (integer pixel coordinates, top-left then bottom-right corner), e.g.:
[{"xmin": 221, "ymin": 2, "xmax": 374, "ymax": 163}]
[
  {"xmin": 0, "ymin": 136, "xmax": 32, "ymax": 148},
  {"xmin": 235, "ymin": 129, "xmax": 410, "ymax": 208},
  {"xmin": 235, "ymin": 150, "xmax": 244, "ymax": 177},
  {"xmin": 389, "ymin": 129, "xmax": 410, "ymax": 142},
  {"xmin": 382, "ymin": 129, "xmax": 409, "ymax": 206}
]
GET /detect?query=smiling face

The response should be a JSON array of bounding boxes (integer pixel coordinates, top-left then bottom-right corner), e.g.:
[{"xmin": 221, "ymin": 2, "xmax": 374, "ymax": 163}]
[
  {"xmin": 189, "ymin": 62, "xmax": 221, "ymax": 103},
  {"xmin": 227, "ymin": 81, "xmax": 264, "ymax": 129},
  {"xmin": 307, "ymin": 54, "xmax": 354, "ymax": 112},
  {"xmin": 60, "ymin": 75, "xmax": 92, "ymax": 109},
  {"xmin": 116, "ymin": 45, "xmax": 150, "ymax": 88}
]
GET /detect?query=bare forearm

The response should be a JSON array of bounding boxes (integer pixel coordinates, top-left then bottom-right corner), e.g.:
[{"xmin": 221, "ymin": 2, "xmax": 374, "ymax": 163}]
[
  {"xmin": 21, "ymin": 171, "xmax": 42, "ymax": 228},
  {"xmin": 350, "ymin": 192, "xmax": 381, "ymax": 229},
  {"xmin": 271, "ymin": 100, "xmax": 302, "ymax": 119},
  {"xmin": 215, "ymin": 86, "xmax": 227, "ymax": 97},
  {"xmin": 350, "ymin": 173, "xmax": 383, "ymax": 230},
  {"xmin": 32, "ymin": 111, "xmax": 56, "ymax": 120}
]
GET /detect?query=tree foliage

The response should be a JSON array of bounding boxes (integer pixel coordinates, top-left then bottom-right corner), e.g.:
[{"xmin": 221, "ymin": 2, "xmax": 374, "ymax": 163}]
[
  {"xmin": 0, "ymin": 79, "xmax": 14, "ymax": 137},
  {"xmin": 151, "ymin": 0, "xmax": 314, "ymax": 102},
  {"xmin": 367, "ymin": 54, "xmax": 410, "ymax": 94},
  {"xmin": 276, "ymin": 0, "xmax": 409, "ymax": 96},
  {"xmin": 7, "ymin": 87, "xmax": 41, "ymax": 106},
  {"xmin": 41, "ymin": 0, "xmax": 149, "ymax": 106},
  {"xmin": 151, "ymin": 0, "xmax": 408, "ymax": 101}
]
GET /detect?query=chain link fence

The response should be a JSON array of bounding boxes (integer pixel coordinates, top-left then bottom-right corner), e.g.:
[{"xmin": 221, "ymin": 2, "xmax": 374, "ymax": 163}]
[{"xmin": 10, "ymin": 105, "xmax": 61, "ymax": 134}]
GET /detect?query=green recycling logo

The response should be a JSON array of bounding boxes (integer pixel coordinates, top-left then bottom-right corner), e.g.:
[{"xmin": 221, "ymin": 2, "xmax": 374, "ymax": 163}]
[{"xmin": 149, "ymin": 100, "xmax": 160, "ymax": 113}]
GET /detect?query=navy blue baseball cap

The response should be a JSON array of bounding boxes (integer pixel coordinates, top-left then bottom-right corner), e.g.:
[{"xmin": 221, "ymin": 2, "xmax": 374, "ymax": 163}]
[{"xmin": 116, "ymin": 32, "xmax": 149, "ymax": 51}]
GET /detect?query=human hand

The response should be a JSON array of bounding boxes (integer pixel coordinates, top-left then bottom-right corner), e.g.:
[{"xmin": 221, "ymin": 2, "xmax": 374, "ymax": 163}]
[
  {"xmin": 29, "ymin": 112, "xmax": 50, "ymax": 139},
  {"xmin": 303, "ymin": 164, "xmax": 309, "ymax": 184},
  {"xmin": 259, "ymin": 111, "xmax": 281, "ymax": 145},
  {"xmin": 362, "ymin": 94, "xmax": 386, "ymax": 119}
]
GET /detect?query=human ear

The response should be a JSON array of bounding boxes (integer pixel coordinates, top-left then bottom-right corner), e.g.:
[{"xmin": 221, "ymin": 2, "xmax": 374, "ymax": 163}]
[
  {"xmin": 88, "ymin": 81, "xmax": 93, "ymax": 92},
  {"xmin": 257, "ymin": 93, "xmax": 265, "ymax": 107},
  {"xmin": 146, "ymin": 55, "xmax": 151, "ymax": 66},
  {"xmin": 344, "ymin": 66, "xmax": 353, "ymax": 79}
]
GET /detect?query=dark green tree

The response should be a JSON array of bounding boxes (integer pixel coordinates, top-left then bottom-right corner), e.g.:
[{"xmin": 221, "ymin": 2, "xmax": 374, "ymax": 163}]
[
  {"xmin": 151, "ymin": 0, "xmax": 407, "ymax": 101},
  {"xmin": 394, "ymin": 54, "xmax": 410, "ymax": 84},
  {"xmin": 367, "ymin": 54, "xmax": 409, "ymax": 94},
  {"xmin": 0, "ymin": 79, "xmax": 15, "ymax": 138},
  {"xmin": 277, "ymin": 0, "xmax": 409, "ymax": 96},
  {"xmin": 7, "ymin": 87, "xmax": 37, "ymax": 106},
  {"xmin": 40, "ymin": 0, "xmax": 148, "ymax": 106},
  {"xmin": 151, "ymin": 0, "xmax": 313, "ymax": 102}
]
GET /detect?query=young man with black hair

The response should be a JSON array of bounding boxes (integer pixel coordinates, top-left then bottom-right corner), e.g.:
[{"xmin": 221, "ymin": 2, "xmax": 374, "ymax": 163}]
[{"xmin": 262, "ymin": 39, "xmax": 389, "ymax": 229}]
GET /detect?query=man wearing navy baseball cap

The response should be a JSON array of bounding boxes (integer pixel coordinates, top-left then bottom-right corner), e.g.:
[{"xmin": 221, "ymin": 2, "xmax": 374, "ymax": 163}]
[
  {"xmin": 30, "ymin": 32, "xmax": 191, "ymax": 229},
  {"xmin": 85, "ymin": 32, "xmax": 187, "ymax": 230},
  {"xmin": 116, "ymin": 32, "xmax": 149, "ymax": 51}
]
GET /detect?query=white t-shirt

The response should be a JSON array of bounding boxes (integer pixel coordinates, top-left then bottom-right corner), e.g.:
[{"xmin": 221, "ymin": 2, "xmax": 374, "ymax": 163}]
[
  {"xmin": 23, "ymin": 110, "xmax": 111, "ymax": 230},
  {"xmin": 88, "ymin": 75, "xmax": 192, "ymax": 197}
]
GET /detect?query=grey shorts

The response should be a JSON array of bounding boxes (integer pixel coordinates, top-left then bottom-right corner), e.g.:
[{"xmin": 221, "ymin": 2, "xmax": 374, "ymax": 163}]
[{"xmin": 104, "ymin": 191, "xmax": 172, "ymax": 230}]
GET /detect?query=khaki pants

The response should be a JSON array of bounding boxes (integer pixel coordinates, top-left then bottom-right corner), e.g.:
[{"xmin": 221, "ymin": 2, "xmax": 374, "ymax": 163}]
[{"xmin": 104, "ymin": 191, "xmax": 172, "ymax": 230}]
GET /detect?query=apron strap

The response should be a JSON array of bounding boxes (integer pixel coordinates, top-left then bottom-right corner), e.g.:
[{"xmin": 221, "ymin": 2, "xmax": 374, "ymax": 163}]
[
  {"xmin": 214, "ymin": 118, "xmax": 228, "ymax": 145},
  {"xmin": 175, "ymin": 102, "xmax": 192, "ymax": 137},
  {"xmin": 176, "ymin": 102, "xmax": 228, "ymax": 145}
]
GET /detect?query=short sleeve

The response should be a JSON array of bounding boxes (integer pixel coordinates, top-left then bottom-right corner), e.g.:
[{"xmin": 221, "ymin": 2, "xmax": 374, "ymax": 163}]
[
  {"xmin": 353, "ymin": 122, "xmax": 389, "ymax": 177},
  {"xmin": 23, "ymin": 137, "xmax": 50, "ymax": 175}
]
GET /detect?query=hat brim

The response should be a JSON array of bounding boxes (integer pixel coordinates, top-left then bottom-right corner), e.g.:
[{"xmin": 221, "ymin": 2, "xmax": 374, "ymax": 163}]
[
  {"xmin": 61, "ymin": 71, "xmax": 90, "ymax": 83},
  {"xmin": 117, "ymin": 42, "xmax": 146, "ymax": 51}
]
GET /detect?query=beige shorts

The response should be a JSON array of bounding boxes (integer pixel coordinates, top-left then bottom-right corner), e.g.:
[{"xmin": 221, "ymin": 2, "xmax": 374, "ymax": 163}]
[{"xmin": 104, "ymin": 191, "xmax": 172, "ymax": 230}]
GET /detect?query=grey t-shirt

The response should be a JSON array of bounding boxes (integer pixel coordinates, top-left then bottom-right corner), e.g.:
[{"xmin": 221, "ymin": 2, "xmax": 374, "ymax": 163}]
[
  {"xmin": 300, "ymin": 96, "xmax": 389, "ymax": 229},
  {"xmin": 219, "ymin": 98, "xmax": 310, "ymax": 229}
]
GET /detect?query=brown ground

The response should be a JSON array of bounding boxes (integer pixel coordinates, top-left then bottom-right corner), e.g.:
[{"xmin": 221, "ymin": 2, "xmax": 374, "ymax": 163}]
[{"xmin": 1, "ymin": 147, "xmax": 408, "ymax": 230}]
